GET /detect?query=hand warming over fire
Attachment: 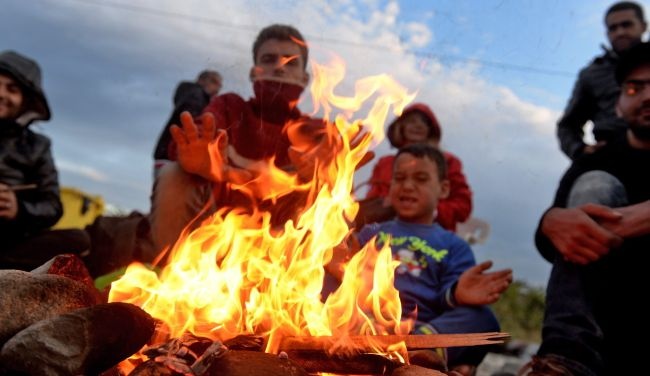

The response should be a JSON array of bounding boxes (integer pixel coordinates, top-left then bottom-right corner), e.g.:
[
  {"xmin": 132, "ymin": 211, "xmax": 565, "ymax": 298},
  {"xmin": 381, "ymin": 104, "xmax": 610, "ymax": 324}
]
[
  {"xmin": 454, "ymin": 261, "xmax": 512, "ymax": 306},
  {"xmin": 171, "ymin": 111, "xmax": 253, "ymax": 184}
]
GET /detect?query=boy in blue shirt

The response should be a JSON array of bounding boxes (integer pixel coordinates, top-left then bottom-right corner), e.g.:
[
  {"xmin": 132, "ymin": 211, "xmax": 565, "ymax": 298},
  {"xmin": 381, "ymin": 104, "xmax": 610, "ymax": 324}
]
[{"xmin": 326, "ymin": 143, "xmax": 512, "ymax": 375}]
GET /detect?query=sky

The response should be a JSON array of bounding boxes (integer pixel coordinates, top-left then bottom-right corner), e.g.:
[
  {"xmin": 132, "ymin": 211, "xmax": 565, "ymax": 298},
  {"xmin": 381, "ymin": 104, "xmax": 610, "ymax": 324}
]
[{"xmin": 2, "ymin": 0, "xmax": 647, "ymax": 287}]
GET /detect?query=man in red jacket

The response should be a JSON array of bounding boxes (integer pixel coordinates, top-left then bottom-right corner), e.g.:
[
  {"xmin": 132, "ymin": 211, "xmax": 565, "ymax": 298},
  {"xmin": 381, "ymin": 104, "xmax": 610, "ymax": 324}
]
[
  {"xmin": 360, "ymin": 103, "xmax": 472, "ymax": 232},
  {"xmin": 148, "ymin": 24, "xmax": 328, "ymax": 259}
]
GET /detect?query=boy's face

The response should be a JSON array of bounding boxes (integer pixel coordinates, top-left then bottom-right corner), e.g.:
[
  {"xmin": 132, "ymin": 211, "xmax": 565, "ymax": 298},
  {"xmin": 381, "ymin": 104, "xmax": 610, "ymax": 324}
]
[
  {"xmin": 389, "ymin": 153, "xmax": 450, "ymax": 225},
  {"xmin": 250, "ymin": 39, "xmax": 309, "ymax": 87},
  {"xmin": 0, "ymin": 73, "xmax": 24, "ymax": 120}
]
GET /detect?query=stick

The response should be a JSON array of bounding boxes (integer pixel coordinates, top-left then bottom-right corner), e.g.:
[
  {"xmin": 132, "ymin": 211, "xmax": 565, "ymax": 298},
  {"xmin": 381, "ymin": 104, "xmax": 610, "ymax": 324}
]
[
  {"xmin": 279, "ymin": 332, "xmax": 509, "ymax": 352},
  {"xmin": 7, "ymin": 184, "xmax": 38, "ymax": 192}
]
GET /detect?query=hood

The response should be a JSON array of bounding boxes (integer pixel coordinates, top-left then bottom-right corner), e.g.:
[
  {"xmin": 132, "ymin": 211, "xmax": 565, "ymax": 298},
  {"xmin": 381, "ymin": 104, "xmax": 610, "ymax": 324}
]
[
  {"xmin": 0, "ymin": 50, "xmax": 51, "ymax": 125},
  {"xmin": 386, "ymin": 102, "xmax": 441, "ymax": 148}
]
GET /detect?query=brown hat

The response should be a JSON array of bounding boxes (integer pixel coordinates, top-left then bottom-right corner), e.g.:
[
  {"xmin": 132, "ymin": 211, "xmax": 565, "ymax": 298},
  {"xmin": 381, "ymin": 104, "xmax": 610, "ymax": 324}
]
[{"xmin": 386, "ymin": 103, "xmax": 441, "ymax": 148}]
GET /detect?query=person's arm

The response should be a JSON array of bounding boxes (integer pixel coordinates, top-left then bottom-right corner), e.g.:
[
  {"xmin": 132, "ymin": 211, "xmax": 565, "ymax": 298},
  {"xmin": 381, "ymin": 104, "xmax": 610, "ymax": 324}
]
[
  {"xmin": 3, "ymin": 137, "xmax": 63, "ymax": 230},
  {"xmin": 454, "ymin": 260, "xmax": 512, "ymax": 306},
  {"xmin": 557, "ymin": 69, "xmax": 597, "ymax": 160},
  {"xmin": 436, "ymin": 153, "xmax": 472, "ymax": 231},
  {"xmin": 601, "ymin": 200, "xmax": 650, "ymax": 239},
  {"xmin": 170, "ymin": 111, "xmax": 252, "ymax": 184},
  {"xmin": 536, "ymin": 204, "xmax": 622, "ymax": 264}
]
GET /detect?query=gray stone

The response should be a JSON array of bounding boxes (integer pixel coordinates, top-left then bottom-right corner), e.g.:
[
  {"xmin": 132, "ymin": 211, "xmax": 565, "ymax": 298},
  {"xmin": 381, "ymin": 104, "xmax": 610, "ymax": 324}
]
[
  {"xmin": 0, "ymin": 270, "xmax": 101, "ymax": 345},
  {"xmin": 0, "ymin": 302, "xmax": 155, "ymax": 375}
]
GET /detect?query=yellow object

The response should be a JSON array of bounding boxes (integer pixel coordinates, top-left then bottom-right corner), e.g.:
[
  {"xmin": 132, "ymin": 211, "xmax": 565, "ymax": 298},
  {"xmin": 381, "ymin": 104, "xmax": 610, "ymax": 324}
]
[{"xmin": 52, "ymin": 186, "xmax": 105, "ymax": 229}]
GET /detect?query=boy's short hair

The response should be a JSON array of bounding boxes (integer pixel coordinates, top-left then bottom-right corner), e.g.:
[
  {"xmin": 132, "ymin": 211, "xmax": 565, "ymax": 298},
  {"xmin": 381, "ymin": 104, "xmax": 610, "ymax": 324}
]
[
  {"xmin": 605, "ymin": 1, "xmax": 645, "ymax": 23},
  {"xmin": 615, "ymin": 41, "xmax": 650, "ymax": 84},
  {"xmin": 197, "ymin": 70, "xmax": 222, "ymax": 83},
  {"xmin": 252, "ymin": 24, "xmax": 309, "ymax": 69},
  {"xmin": 394, "ymin": 143, "xmax": 447, "ymax": 180}
]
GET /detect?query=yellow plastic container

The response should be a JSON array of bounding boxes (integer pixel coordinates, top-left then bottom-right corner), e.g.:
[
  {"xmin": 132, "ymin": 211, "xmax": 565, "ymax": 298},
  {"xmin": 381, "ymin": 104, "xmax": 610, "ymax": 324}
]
[{"xmin": 52, "ymin": 186, "xmax": 105, "ymax": 229}]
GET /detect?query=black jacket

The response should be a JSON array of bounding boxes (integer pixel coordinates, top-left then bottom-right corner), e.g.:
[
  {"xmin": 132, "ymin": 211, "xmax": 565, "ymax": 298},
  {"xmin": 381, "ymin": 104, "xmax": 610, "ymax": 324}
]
[
  {"xmin": 0, "ymin": 121, "xmax": 62, "ymax": 237},
  {"xmin": 0, "ymin": 50, "xmax": 61, "ymax": 238},
  {"xmin": 153, "ymin": 81, "xmax": 210, "ymax": 160},
  {"xmin": 556, "ymin": 47, "xmax": 628, "ymax": 160}
]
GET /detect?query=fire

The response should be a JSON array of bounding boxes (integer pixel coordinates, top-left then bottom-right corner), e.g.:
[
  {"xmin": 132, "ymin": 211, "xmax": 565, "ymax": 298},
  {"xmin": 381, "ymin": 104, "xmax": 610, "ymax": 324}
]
[{"xmin": 109, "ymin": 54, "xmax": 416, "ymax": 364}]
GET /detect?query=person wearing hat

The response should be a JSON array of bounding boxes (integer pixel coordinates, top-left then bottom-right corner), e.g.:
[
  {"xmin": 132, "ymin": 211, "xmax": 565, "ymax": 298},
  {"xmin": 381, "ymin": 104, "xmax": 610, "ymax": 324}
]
[
  {"xmin": 522, "ymin": 41, "xmax": 650, "ymax": 375},
  {"xmin": 360, "ymin": 103, "xmax": 472, "ymax": 232},
  {"xmin": 0, "ymin": 50, "xmax": 90, "ymax": 270}
]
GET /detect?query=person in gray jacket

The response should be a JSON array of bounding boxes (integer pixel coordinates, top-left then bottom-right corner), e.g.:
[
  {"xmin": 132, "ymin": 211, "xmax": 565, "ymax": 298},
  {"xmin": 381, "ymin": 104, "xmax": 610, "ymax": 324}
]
[
  {"xmin": 0, "ymin": 50, "xmax": 89, "ymax": 270},
  {"xmin": 557, "ymin": 1, "xmax": 647, "ymax": 160}
]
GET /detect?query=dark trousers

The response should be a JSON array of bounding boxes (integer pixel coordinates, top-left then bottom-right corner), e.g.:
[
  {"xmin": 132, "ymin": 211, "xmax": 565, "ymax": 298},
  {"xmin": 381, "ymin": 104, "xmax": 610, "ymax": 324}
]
[{"xmin": 0, "ymin": 229, "xmax": 90, "ymax": 271}]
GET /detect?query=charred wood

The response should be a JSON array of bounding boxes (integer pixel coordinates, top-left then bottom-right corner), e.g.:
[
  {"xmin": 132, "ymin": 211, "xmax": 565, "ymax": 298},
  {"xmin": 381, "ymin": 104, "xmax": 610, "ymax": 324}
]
[
  {"xmin": 0, "ymin": 302, "xmax": 154, "ymax": 375},
  {"xmin": 284, "ymin": 349, "xmax": 401, "ymax": 375}
]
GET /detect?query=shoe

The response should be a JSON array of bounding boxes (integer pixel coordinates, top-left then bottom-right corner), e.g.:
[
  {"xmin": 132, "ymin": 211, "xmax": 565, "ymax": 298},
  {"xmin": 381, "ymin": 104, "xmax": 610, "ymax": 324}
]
[{"xmin": 518, "ymin": 355, "xmax": 574, "ymax": 376}]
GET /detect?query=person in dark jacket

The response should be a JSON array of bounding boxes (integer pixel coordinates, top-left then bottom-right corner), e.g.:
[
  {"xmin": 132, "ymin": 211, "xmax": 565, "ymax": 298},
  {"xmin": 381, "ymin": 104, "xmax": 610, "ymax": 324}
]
[
  {"xmin": 557, "ymin": 1, "xmax": 647, "ymax": 160},
  {"xmin": 152, "ymin": 70, "xmax": 222, "ymax": 177},
  {"xmin": 523, "ymin": 42, "xmax": 650, "ymax": 375},
  {"xmin": 0, "ymin": 50, "xmax": 89, "ymax": 270}
]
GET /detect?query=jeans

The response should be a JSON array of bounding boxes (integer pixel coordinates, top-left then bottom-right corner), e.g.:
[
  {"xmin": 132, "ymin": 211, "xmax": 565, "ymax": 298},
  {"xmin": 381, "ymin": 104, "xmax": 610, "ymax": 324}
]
[
  {"xmin": 148, "ymin": 162, "xmax": 216, "ymax": 260},
  {"xmin": 537, "ymin": 171, "xmax": 627, "ymax": 376}
]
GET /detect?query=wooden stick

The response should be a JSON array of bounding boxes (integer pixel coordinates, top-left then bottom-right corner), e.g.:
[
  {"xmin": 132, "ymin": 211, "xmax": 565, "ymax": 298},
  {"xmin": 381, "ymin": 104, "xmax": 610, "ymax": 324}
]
[
  {"xmin": 8, "ymin": 184, "xmax": 38, "ymax": 192},
  {"xmin": 279, "ymin": 332, "xmax": 509, "ymax": 352}
]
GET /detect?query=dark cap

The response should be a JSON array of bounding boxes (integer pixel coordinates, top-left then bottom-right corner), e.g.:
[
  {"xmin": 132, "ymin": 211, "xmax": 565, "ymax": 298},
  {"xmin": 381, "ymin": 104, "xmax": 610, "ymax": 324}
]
[{"xmin": 615, "ymin": 42, "xmax": 650, "ymax": 84}]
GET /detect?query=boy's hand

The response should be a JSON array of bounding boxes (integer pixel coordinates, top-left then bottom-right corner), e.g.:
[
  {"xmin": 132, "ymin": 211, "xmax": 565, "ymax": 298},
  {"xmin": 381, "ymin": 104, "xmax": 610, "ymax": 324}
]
[
  {"xmin": 455, "ymin": 261, "xmax": 512, "ymax": 306},
  {"xmin": 541, "ymin": 205, "xmax": 622, "ymax": 264},
  {"xmin": 0, "ymin": 183, "xmax": 18, "ymax": 219},
  {"xmin": 170, "ymin": 111, "xmax": 252, "ymax": 183}
]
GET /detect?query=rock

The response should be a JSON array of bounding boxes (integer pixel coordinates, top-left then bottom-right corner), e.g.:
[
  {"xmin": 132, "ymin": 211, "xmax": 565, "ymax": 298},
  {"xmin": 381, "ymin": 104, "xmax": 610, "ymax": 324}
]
[
  {"xmin": 0, "ymin": 270, "xmax": 101, "ymax": 345},
  {"xmin": 0, "ymin": 302, "xmax": 155, "ymax": 375}
]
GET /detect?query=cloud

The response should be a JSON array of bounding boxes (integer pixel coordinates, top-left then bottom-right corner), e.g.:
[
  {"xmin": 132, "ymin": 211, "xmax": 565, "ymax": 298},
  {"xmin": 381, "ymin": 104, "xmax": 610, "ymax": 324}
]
[{"xmin": 2, "ymin": 0, "xmax": 568, "ymax": 286}]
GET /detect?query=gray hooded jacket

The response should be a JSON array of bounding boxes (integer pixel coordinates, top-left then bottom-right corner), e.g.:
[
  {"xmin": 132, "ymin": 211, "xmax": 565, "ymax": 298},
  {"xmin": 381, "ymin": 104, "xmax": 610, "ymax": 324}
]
[{"xmin": 0, "ymin": 50, "xmax": 62, "ymax": 237}]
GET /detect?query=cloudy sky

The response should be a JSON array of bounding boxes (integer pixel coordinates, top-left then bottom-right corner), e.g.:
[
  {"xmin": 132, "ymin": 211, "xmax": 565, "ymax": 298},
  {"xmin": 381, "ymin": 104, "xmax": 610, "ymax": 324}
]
[{"xmin": 3, "ymin": 0, "xmax": 646, "ymax": 287}]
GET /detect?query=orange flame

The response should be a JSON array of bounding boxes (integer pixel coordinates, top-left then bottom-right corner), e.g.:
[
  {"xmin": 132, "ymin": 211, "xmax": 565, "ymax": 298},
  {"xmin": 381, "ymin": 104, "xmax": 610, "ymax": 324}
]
[{"xmin": 109, "ymin": 54, "xmax": 416, "ymax": 364}]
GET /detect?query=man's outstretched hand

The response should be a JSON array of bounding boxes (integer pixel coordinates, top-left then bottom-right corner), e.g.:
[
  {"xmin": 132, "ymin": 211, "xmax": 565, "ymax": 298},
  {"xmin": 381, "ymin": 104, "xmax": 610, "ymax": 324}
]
[
  {"xmin": 455, "ymin": 260, "xmax": 513, "ymax": 306},
  {"xmin": 170, "ymin": 111, "xmax": 252, "ymax": 184}
]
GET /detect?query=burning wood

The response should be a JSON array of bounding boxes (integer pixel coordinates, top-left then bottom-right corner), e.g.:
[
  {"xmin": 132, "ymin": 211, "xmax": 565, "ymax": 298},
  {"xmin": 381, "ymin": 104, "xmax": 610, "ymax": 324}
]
[
  {"xmin": 0, "ymin": 302, "xmax": 154, "ymax": 375},
  {"xmin": 279, "ymin": 332, "xmax": 509, "ymax": 352},
  {"xmin": 130, "ymin": 334, "xmax": 307, "ymax": 376}
]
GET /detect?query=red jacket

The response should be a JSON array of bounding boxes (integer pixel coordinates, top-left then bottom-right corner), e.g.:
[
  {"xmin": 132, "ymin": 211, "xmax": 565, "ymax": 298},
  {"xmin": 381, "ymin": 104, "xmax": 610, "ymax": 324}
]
[{"xmin": 365, "ymin": 151, "xmax": 472, "ymax": 231}]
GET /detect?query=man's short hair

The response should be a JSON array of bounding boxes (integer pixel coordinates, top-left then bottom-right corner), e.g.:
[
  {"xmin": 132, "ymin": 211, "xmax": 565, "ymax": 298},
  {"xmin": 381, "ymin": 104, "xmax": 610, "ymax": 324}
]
[
  {"xmin": 605, "ymin": 1, "xmax": 645, "ymax": 23},
  {"xmin": 394, "ymin": 143, "xmax": 448, "ymax": 180},
  {"xmin": 197, "ymin": 70, "xmax": 221, "ymax": 83},
  {"xmin": 615, "ymin": 41, "xmax": 650, "ymax": 84},
  {"xmin": 252, "ymin": 24, "xmax": 308, "ymax": 69}
]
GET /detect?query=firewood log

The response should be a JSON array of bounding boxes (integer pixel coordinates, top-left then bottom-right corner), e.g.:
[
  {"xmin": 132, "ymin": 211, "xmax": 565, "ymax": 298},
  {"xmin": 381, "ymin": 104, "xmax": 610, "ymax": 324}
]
[
  {"xmin": 283, "ymin": 349, "xmax": 401, "ymax": 375},
  {"xmin": 0, "ymin": 270, "xmax": 101, "ymax": 345},
  {"xmin": 0, "ymin": 302, "xmax": 155, "ymax": 375},
  {"xmin": 206, "ymin": 350, "xmax": 308, "ymax": 376},
  {"xmin": 392, "ymin": 364, "xmax": 447, "ymax": 376}
]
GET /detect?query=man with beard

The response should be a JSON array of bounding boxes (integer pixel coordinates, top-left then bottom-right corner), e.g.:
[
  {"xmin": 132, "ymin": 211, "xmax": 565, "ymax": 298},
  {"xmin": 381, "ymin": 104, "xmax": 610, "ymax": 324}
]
[
  {"xmin": 557, "ymin": 1, "xmax": 647, "ymax": 160},
  {"xmin": 523, "ymin": 42, "xmax": 650, "ymax": 375},
  {"xmin": 148, "ymin": 24, "xmax": 334, "ymax": 258}
]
